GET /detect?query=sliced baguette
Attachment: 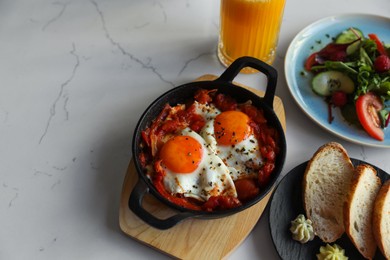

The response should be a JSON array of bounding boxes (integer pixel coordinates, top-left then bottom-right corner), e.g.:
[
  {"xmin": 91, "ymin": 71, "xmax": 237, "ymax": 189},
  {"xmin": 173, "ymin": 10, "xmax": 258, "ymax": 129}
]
[
  {"xmin": 373, "ymin": 179, "xmax": 390, "ymax": 259},
  {"xmin": 303, "ymin": 142, "xmax": 354, "ymax": 243},
  {"xmin": 344, "ymin": 164, "xmax": 381, "ymax": 259}
]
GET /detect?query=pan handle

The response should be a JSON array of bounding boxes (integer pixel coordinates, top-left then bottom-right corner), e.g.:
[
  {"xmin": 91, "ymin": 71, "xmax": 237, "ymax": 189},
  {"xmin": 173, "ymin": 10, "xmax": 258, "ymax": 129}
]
[
  {"xmin": 217, "ymin": 56, "xmax": 278, "ymax": 109},
  {"xmin": 129, "ymin": 178, "xmax": 196, "ymax": 230}
]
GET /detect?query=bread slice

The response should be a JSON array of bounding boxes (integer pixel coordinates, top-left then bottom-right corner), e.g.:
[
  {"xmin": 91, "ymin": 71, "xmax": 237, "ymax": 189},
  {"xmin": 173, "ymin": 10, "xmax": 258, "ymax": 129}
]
[
  {"xmin": 344, "ymin": 164, "xmax": 381, "ymax": 259},
  {"xmin": 303, "ymin": 142, "xmax": 354, "ymax": 243},
  {"xmin": 373, "ymin": 179, "xmax": 390, "ymax": 259}
]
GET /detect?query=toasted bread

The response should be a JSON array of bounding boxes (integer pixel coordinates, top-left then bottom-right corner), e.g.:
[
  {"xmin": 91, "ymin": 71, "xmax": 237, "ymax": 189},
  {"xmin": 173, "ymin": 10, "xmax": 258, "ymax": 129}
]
[
  {"xmin": 344, "ymin": 164, "xmax": 381, "ymax": 259},
  {"xmin": 303, "ymin": 142, "xmax": 354, "ymax": 243},
  {"xmin": 373, "ymin": 179, "xmax": 390, "ymax": 259}
]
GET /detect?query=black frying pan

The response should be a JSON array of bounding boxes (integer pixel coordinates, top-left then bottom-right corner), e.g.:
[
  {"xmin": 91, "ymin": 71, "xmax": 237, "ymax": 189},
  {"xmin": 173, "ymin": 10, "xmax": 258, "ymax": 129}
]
[{"xmin": 130, "ymin": 56, "xmax": 287, "ymax": 229}]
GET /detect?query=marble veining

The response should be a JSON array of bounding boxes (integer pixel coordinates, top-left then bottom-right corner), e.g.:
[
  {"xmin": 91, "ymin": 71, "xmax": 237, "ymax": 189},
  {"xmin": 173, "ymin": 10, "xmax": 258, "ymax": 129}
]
[
  {"xmin": 39, "ymin": 42, "xmax": 80, "ymax": 144},
  {"xmin": 3, "ymin": 182, "xmax": 19, "ymax": 208},
  {"xmin": 42, "ymin": 2, "xmax": 68, "ymax": 32},
  {"xmin": 1, "ymin": 0, "xmax": 389, "ymax": 259},
  {"xmin": 91, "ymin": 0, "xmax": 175, "ymax": 87}
]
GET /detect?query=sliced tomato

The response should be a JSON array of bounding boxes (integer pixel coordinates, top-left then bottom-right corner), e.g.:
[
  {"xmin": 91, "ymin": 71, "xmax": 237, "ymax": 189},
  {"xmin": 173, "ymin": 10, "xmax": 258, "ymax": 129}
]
[
  {"xmin": 305, "ymin": 52, "xmax": 318, "ymax": 71},
  {"xmin": 368, "ymin": 34, "xmax": 387, "ymax": 56},
  {"xmin": 355, "ymin": 92, "xmax": 384, "ymax": 141}
]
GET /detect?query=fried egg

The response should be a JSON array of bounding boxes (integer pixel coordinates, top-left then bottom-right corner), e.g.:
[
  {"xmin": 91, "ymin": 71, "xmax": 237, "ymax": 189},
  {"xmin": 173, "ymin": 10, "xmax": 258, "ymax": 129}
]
[
  {"xmin": 159, "ymin": 128, "xmax": 237, "ymax": 201},
  {"xmin": 200, "ymin": 110, "xmax": 263, "ymax": 180}
]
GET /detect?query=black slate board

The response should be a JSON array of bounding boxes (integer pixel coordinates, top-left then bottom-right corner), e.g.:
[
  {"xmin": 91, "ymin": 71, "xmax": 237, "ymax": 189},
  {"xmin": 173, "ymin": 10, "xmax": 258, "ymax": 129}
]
[{"xmin": 269, "ymin": 158, "xmax": 389, "ymax": 260}]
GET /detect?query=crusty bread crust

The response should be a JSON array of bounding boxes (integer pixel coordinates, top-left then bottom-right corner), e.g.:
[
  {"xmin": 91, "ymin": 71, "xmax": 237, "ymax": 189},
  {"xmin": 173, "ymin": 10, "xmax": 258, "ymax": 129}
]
[
  {"xmin": 303, "ymin": 142, "xmax": 354, "ymax": 243},
  {"xmin": 344, "ymin": 164, "xmax": 381, "ymax": 259},
  {"xmin": 373, "ymin": 179, "xmax": 390, "ymax": 259}
]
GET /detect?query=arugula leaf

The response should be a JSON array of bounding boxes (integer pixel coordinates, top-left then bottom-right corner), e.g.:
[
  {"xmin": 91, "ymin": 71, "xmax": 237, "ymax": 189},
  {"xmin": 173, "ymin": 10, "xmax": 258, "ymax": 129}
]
[
  {"xmin": 362, "ymin": 39, "xmax": 378, "ymax": 60},
  {"xmin": 379, "ymin": 109, "xmax": 389, "ymax": 128},
  {"xmin": 352, "ymin": 40, "xmax": 390, "ymax": 100},
  {"xmin": 374, "ymin": 81, "xmax": 390, "ymax": 99},
  {"xmin": 359, "ymin": 47, "xmax": 374, "ymax": 68}
]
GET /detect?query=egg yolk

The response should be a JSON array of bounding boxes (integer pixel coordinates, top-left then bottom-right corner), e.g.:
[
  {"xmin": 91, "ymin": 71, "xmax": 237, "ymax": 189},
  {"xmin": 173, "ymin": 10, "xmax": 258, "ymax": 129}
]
[
  {"xmin": 214, "ymin": 111, "xmax": 251, "ymax": 145},
  {"xmin": 159, "ymin": 135, "xmax": 203, "ymax": 173}
]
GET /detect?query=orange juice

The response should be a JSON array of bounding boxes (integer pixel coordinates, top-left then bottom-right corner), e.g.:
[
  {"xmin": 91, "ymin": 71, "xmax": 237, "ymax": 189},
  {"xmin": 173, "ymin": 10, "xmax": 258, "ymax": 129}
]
[{"xmin": 218, "ymin": 0, "xmax": 286, "ymax": 73}]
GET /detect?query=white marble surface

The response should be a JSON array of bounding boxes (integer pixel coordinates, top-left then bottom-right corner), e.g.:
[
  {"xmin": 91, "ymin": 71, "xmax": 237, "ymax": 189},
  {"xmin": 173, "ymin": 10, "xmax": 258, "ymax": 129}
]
[{"xmin": 1, "ymin": 0, "xmax": 389, "ymax": 259}]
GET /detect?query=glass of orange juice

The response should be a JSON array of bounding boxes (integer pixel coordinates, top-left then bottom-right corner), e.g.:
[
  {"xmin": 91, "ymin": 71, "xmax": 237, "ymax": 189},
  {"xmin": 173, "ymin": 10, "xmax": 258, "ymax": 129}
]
[{"xmin": 217, "ymin": 0, "xmax": 286, "ymax": 73}]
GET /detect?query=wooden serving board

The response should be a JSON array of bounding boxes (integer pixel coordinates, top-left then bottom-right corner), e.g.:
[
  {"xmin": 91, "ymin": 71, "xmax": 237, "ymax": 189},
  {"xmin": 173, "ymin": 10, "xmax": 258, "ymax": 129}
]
[{"xmin": 119, "ymin": 74, "xmax": 286, "ymax": 259}]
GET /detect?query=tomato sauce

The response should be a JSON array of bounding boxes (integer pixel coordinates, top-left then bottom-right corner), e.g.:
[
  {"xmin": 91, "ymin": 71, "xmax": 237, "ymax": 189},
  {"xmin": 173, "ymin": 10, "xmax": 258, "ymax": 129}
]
[{"xmin": 139, "ymin": 89, "xmax": 280, "ymax": 211}]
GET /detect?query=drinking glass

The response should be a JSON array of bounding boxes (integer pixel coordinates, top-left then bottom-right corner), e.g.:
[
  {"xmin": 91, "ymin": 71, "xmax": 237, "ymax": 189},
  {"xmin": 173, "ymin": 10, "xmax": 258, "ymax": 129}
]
[{"xmin": 218, "ymin": 0, "xmax": 286, "ymax": 73}]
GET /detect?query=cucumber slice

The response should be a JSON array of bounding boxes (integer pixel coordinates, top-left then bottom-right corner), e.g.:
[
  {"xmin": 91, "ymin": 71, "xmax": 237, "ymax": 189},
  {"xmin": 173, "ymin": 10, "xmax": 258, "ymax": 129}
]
[
  {"xmin": 335, "ymin": 28, "xmax": 363, "ymax": 43},
  {"xmin": 335, "ymin": 28, "xmax": 364, "ymax": 55},
  {"xmin": 312, "ymin": 71, "xmax": 355, "ymax": 96}
]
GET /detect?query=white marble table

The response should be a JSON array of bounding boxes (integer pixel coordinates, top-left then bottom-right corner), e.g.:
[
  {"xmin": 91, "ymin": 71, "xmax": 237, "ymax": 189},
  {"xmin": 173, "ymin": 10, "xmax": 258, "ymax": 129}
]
[{"xmin": 1, "ymin": 0, "xmax": 389, "ymax": 259}]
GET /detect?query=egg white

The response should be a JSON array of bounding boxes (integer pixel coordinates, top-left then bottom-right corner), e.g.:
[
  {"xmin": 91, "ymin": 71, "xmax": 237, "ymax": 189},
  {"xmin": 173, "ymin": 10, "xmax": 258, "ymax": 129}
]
[
  {"xmin": 200, "ymin": 117, "xmax": 263, "ymax": 180},
  {"xmin": 161, "ymin": 128, "xmax": 237, "ymax": 201},
  {"xmin": 193, "ymin": 101, "xmax": 221, "ymax": 121}
]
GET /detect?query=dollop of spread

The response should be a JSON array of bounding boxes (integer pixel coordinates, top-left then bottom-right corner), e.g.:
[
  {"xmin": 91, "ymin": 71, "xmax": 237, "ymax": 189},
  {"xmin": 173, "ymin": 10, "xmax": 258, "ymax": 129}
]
[
  {"xmin": 317, "ymin": 244, "xmax": 348, "ymax": 260},
  {"xmin": 290, "ymin": 214, "xmax": 315, "ymax": 243}
]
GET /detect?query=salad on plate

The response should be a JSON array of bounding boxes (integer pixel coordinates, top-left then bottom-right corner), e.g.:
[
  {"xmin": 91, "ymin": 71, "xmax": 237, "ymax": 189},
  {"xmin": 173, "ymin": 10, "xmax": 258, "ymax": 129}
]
[{"xmin": 304, "ymin": 27, "xmax": 390, "ymax": 141}]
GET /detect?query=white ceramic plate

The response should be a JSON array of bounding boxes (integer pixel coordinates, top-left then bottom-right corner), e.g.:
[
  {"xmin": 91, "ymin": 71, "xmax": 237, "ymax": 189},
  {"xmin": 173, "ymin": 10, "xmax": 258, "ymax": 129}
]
[{"xmin": 285, "ymin": 14, "xmax": 390, "ymax": 148}]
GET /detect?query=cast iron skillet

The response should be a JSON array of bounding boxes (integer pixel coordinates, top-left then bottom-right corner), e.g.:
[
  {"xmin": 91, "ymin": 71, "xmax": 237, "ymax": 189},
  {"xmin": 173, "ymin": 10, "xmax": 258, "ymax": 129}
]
[{"xmin": 130, "ymin": 56, "xmax": 287, "ymax": 229}]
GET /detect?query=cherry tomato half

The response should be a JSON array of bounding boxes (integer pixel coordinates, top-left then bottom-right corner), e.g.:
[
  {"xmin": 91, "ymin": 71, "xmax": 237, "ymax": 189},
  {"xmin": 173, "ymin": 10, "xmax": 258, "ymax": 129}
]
[{"xmin": 356, "ymin": 92, "xmax": 384, "ymax": 141}]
